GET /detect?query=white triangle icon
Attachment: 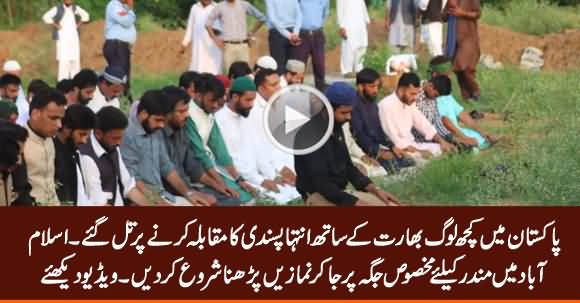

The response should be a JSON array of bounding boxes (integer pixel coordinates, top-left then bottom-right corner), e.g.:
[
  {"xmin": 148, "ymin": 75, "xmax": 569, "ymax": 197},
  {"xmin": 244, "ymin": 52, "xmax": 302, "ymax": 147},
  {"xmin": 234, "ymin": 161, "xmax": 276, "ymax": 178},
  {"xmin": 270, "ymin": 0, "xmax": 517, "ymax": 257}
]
[{"xmin": 285, "ymin": 106, "xmax": 310, "ymax": 135}]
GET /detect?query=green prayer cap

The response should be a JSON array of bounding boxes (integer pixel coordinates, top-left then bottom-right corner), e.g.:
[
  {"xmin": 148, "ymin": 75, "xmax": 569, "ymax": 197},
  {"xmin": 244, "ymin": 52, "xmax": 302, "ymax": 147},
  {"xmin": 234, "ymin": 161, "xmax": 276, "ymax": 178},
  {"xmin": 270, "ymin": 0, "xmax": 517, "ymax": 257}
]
[
  {"xmin": 0, "ymin": 100, "xmax": 18, "ymax": 120},
  {"xmin": 230, "ymin": 76, "xmax": 256, "ymax": 93}
]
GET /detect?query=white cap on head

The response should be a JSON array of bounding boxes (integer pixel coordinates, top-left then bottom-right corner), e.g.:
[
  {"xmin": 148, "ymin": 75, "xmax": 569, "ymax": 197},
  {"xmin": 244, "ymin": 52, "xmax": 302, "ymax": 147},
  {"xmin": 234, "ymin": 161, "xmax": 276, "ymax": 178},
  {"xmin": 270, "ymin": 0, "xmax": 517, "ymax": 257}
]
[
  {"xmin": 256, "ymin": 56, "xmax": 278, "ymax": 71},
  {"xmin": 3, "ymin": 60, "xmax": 22, "ymax": 72},
  {"xmin": 286, "ymin": 59, "xmax": 306, "ymax": 74}
]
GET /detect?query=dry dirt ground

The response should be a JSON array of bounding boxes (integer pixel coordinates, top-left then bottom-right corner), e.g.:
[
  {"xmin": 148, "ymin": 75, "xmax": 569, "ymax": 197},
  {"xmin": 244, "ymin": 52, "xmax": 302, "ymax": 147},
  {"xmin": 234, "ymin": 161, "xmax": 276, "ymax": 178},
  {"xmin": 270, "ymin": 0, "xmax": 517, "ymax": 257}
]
[{"xmin": 1, "ymin": 20, "xmax": 579, "ymax": 78}]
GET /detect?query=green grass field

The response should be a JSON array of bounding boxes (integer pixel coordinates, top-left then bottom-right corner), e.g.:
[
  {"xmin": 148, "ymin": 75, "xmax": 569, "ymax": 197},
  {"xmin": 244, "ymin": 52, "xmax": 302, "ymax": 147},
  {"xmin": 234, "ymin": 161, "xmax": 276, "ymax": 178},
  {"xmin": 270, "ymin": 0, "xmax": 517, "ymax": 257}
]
[{"xmin": 481, "ymin": 0, "xmax": 580, "ymax": 35}]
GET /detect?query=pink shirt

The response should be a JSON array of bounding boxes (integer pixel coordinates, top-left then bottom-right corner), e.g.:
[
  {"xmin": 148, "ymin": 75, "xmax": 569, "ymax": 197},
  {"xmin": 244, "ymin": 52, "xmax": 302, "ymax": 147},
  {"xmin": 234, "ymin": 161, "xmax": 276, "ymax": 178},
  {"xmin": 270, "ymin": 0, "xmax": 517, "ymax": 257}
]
[{"xmin": 378, "ymin": 92, "xmax": 437, "ymax": 149}]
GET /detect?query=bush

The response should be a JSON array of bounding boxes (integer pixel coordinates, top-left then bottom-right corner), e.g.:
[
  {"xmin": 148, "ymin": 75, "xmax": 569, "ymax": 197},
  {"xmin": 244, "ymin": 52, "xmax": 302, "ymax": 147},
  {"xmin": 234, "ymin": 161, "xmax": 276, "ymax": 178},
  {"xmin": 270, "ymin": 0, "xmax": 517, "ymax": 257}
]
[{"xmin": 363, "ymin": 44, "xmax": 393, "ymax": 74}]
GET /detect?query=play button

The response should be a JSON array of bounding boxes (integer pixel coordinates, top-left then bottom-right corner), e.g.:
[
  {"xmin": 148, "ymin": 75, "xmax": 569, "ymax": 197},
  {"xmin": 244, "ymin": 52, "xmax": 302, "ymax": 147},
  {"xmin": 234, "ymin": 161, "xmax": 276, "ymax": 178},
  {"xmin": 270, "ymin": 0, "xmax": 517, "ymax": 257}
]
[
  {"xmin": 264, "ymin": 84, "xmax": 334, "ymax": 155},
  {"xmin": 285, "ymin": 106, "xmax": 310, "ymax": 134}
]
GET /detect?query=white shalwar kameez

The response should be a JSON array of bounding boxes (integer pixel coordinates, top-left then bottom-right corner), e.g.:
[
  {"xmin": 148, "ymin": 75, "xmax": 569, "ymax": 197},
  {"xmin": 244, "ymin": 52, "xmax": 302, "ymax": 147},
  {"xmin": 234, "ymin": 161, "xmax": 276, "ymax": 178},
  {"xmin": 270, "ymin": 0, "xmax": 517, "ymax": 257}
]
[
  {"xmin": 42, "ymin": 5, "xmax": 90, "ymax": 80},
  {"xmin": 337, "ymin": 0, "xmax": 370, "ymax": 75},
  {"xmin": 182, "ymin": 2, "xmax": 223, "ymax": 74}
]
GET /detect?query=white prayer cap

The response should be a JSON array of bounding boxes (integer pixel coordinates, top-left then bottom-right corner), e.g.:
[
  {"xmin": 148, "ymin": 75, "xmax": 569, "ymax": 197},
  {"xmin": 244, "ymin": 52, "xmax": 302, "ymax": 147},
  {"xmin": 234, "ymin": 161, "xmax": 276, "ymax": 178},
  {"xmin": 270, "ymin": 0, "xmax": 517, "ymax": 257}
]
[
  {"xmin": 3, "ymin": 60, "xmax": 22, "ymax": 72},
  {"xmin": 256, "ymin": 56, "xmax": 278, "ymax": 71},
  {"xmin": 286, "ymin": 59, "xmax": 305, "ymax": 74}
]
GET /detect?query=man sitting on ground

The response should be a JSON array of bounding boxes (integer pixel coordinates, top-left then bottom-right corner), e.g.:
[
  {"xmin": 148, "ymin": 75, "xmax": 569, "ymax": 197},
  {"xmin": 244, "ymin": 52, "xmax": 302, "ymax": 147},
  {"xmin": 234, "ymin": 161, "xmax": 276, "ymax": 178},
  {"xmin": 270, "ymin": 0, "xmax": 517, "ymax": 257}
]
[
  {"xmin": 79, "ymin": 106, "xmax": 152, "ymax": 206},
  {"xmin": 24, "ymin": 88, "xmax": 66, "ymax": 206},
  {"xmin": 0, "ymin": 120, "xmax": 34, "ymax": 206},
  {"xmin": 250, "ymin": 68, "xmax": 296, "ymax": 174},
  {"xmin": 216, "ymin": 77, "xmax": 300, "ymax": 204},
  {"xmin": 72, "ymin": 69, "xmax": 99, "ymax": 106},
  {"xmin": 413, "ymin": 77, "xmax": 454, "ymax": 144},
  {"xmin": 122, "ymin": 90, "xmax": 216, "ymax": 206},
  {"xmin": 281, "ymin": 59, "xmax": 306, "ymax": 87},
  {"xmin": 295, "ymin": 82, "xmax": 401, "ymax": 207},
  {"xmin": 26, "ymin": 79, "xmax": 50, "ymax": 104},
  {"xmin": 160, "ymin": 86, "xmax": 241, "ymax": 206},
  {"xmin": 56, "ymin": 79, "xmax": 76, "ymax": 106},
  {"xmin": 54, "ymin": 104, "xmax": 96, "ymax": 204},
  {"xmin": 87, "ymin": 66, "xmax": 126, "ymax": 113},
  {"xmin": 351, "ymin": 68, "xmax": 414, "ymax": 173},
  {"xmin": 0, "ymin": 100, "xmax": 19, "ymax": 124},
  {"xmin": 184, "ymin": 74, "xmax": 256, "ymax": 205},
  {"xmin": 378, "ymin": 72, "xmax": 456, "ymax": 162},
  {"xmin": 432, "ymin": 75, "xmax": 497, "ymax": 151},
  {"xmin": 228, "ymin": 61, "xmax": 253, "ymax": 81},
  {"xmin": 2, "ymin": 61, "xmax": 29, "ymax": 126}
]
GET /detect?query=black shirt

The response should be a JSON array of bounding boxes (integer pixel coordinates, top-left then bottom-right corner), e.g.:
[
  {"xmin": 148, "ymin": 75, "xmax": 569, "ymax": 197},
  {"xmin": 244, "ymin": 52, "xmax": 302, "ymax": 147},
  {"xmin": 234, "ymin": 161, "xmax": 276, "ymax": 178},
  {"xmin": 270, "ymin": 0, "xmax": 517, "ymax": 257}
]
[
  {"xmin": 295, "ymin": 124, "xmax": 372, "ymax": 206},
  {"xmin": 54, "ymin": 138, "xmax": 79, "ymax": 204}
]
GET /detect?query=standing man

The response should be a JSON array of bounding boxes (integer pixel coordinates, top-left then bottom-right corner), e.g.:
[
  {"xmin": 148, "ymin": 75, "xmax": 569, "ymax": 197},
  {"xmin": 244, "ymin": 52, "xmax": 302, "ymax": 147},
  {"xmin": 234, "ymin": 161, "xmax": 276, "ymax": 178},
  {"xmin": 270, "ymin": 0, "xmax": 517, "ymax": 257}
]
[
  {"xmin": 24, "ymin": 88, "xmax": 67, "ymax": 206},
  {"xmin": 206, "ymin": 0, "xmax": 266, "ymax": 73},
  {"xmin": 104, "ymin": 0, "xmax": 136, "ymax": 100},
  {"xmin": 295, "ymin": 82, "xmax": 400, "ymax": 207},
  {"xmin": 446, "ymin": 0, "xmax": 482, "ymax": 101},
  {"xmin": 292, "ymin": 0, "xmax": 329, "ymax": 92},
  {"xmin": 385, "ymin": 0, "xmax": 417, "ymax": 54},
  {"xmin": 181, "ymin": 0, "xmax": 223, "ymax": 74},
  {"xmin": 337, "ymin": 0, "xmax": 370, "ymax": 77},
  {"xmin": 420, "ymin": 0, "xmax": 445, "ymax": 57},
  {"xmin": 42, "ymin": 0, "xmax": 90, "ymax": 81},
  {"xmin": 265, "ymin": 0, "xmax": 302, "ymax": 75}
]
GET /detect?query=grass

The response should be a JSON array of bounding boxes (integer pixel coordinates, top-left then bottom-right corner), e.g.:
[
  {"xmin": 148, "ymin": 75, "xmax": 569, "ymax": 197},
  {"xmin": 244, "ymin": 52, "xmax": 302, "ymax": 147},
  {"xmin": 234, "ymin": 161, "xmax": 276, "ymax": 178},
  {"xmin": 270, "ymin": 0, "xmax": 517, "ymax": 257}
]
[
  {"xmin": 481, "ymin": 0, "xmax": 580, "ymax": 35},
  {"xmin": 136, "ymin": 14, "xmax": 165, "ymax": 33},
  {"xmin": 374, "ymin": 65, "xmax": 580, "ymax": 205}
]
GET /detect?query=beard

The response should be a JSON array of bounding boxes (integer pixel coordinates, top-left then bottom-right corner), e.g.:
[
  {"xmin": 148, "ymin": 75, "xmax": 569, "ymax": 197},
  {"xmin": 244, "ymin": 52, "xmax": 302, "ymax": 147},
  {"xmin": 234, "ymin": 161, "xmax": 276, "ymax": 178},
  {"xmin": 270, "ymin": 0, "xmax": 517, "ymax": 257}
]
[
  {"xmin": 362, "ymin": 90, "xmax": 377, "ymax": 102},
  {"xmin": 141, "ymin": 120, "xmax": 154, "ymax": 134},
  {"xmin": 235, "ymin": 103, "xmax": 252, "ymax": 118},
  {"xmin": 98, "ymin": 140, "xmax": 116, "ymax": 153},
  {"xmin": 78, "ymin": 95, "xmax": 92, "ymax": 106}
]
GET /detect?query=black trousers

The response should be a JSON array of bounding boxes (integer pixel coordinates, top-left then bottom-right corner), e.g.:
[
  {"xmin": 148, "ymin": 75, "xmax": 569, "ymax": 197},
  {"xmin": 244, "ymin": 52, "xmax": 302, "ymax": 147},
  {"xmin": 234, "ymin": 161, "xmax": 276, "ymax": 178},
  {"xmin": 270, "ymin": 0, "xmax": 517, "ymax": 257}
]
[
  {"xmin": 103, "ymin": 39, "xmax": 132, "ymax": 97},
  {"xmin": 291, "ymin": 29, "xmax": 326, "ymax": 91},
  {"xmin": 269, "ymin": 28, "xmax": 293, "ymax": 75}
]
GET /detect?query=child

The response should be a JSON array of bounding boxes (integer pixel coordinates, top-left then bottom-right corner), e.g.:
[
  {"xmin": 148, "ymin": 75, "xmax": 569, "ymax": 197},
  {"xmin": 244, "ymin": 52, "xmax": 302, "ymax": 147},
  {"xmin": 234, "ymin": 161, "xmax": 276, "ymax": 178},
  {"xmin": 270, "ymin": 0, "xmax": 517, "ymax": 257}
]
[{"xmin": 432, "ymin": 75, "xmax": 496, "ymax": 151}]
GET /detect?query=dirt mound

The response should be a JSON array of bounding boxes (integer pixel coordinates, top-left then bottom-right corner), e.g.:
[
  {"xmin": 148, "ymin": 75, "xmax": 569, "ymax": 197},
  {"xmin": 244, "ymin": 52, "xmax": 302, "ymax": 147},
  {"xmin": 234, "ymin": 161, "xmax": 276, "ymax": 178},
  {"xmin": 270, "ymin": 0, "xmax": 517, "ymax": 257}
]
[
  {"xmin": 478, "ymin": 23, "xmax": 580, "ymax": 70},
  {"xmin": 1, "ymin": 19, "xmax": 578, "ymax": 79},
  {"xmin": 365, "ymin": 20, "xmax": 580, "ymax": 71}
]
